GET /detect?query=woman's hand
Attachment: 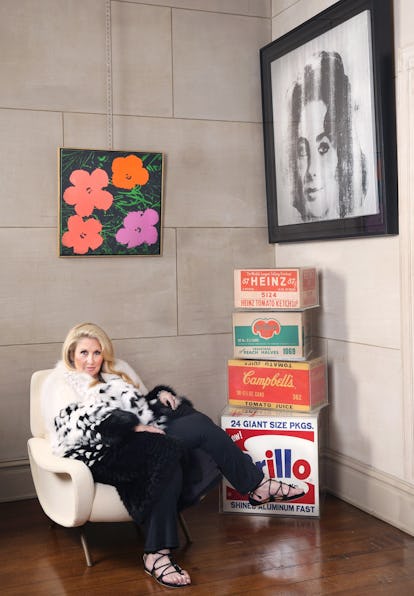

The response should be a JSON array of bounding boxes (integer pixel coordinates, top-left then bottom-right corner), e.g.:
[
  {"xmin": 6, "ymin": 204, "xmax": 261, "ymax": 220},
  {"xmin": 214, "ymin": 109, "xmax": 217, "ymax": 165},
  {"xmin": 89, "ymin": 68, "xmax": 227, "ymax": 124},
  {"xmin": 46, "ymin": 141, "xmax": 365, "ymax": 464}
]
[
  {"xmin": 134, "ymin": 424, "xmax": 165, "ymax": 434},
  {"xmin": 158, "ymin": 390, "xmax": 178, "ymax": 410}
]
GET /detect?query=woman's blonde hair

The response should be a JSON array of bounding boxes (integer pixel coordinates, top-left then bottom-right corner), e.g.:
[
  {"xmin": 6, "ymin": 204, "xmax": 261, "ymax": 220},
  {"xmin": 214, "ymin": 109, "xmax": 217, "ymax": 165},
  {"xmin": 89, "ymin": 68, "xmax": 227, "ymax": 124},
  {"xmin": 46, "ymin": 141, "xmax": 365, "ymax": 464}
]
[{"xmin": 62, "ymin": 322, "xmax": 135, "ymax": 386}]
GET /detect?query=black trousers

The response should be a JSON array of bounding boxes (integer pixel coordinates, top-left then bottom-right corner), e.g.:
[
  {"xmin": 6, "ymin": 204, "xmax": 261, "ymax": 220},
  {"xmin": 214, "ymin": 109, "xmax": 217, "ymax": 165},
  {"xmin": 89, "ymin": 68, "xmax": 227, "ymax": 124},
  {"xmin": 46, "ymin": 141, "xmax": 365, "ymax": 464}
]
[{"xmin": 142, "ymin": 410, "xmax": 264, "ymax": 552}]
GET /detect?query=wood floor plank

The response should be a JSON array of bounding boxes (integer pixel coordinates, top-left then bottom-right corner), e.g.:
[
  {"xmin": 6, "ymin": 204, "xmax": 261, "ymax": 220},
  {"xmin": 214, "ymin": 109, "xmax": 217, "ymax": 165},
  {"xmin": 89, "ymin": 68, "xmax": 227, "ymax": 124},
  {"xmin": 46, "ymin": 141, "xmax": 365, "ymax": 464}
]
[{"xmin": 1, "ymin": 489, "xmax": 414, "ymax": 595}]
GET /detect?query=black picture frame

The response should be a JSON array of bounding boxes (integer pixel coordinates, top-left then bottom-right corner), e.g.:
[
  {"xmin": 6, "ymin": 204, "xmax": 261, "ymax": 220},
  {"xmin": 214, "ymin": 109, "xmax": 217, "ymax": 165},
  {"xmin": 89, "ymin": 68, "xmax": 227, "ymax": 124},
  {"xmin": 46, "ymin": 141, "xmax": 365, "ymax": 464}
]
[{"xmin": 260, "ymin": 0, "xmax": 398, "ymax": 243}]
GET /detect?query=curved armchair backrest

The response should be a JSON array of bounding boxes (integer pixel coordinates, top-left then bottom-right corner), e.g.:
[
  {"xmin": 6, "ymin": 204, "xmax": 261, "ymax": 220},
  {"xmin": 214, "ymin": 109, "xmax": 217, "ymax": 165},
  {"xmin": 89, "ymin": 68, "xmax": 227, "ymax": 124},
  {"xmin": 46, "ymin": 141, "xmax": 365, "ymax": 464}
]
[{"xmin": 30, "ymin": 369, "xmax": 53, "ymax": 439}]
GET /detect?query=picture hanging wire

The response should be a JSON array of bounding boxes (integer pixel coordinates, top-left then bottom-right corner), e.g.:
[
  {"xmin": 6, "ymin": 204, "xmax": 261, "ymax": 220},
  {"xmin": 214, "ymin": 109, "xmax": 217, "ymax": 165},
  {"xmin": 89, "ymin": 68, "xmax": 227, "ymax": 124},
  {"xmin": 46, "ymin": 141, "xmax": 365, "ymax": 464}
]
[{"xmin": 105, "ymin": 0, "xmax": 113, "ymax": 150}]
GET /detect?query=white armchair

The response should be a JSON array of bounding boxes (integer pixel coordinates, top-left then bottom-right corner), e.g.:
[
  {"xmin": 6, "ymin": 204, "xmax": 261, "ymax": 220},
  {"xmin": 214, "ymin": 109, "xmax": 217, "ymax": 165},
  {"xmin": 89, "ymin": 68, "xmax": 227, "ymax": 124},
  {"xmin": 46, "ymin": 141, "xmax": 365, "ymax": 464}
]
[{"xmin": 27, "ymin": 369, "xmax": 191, "ymax": 567}]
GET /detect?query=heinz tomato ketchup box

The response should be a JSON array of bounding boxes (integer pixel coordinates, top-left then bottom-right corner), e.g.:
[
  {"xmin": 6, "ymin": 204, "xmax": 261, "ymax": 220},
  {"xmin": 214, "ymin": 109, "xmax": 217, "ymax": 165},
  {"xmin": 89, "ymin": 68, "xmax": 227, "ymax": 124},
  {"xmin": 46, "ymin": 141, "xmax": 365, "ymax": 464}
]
[
  {"xmin": 227, "ymin": 356, "xmax": 327, "ymax": 411},
  {"xmin": 232, "ymin": 310, "xmax": 312, "ymax": 360},
  {"xmin": 234, "ymin": 268, "xmax": 319, "ymax": 310},
  {"xmin": 221, "ymin": 406, "xmax": 322, "ymax": 516}
]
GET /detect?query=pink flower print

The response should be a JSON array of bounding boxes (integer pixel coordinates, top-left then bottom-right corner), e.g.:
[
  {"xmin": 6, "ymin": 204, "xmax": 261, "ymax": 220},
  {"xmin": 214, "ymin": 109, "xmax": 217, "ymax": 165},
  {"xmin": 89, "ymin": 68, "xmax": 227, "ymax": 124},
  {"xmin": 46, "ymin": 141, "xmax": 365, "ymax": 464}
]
[
  {"xmin": 63, "ymin": 168, "xmax": 113, "ymax": 217},
  {"xmin": 61, "ymin": 215, "xmax": 103, "ymax": 255},
  {"xmin": 115, "ymin": 209, "xmax": 159, "ymax": 248}
]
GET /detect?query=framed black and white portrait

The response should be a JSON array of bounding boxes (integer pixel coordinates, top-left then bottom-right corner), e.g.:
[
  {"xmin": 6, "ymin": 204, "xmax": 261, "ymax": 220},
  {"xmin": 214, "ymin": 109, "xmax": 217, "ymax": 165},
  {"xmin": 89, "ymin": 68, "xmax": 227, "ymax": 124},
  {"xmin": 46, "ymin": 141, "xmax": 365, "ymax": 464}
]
[{"xmin": 261, "ymin": 0, "xmax": 398, "ymax": 243}]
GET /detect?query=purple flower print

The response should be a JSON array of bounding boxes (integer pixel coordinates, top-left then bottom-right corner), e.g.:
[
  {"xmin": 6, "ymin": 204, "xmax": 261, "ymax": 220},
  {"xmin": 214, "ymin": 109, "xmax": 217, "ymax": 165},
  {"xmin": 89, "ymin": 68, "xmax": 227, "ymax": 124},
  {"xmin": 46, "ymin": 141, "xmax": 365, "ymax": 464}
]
[{"xmin": 115, "ymin": 208, "xmax": 159, "ymax": 248}]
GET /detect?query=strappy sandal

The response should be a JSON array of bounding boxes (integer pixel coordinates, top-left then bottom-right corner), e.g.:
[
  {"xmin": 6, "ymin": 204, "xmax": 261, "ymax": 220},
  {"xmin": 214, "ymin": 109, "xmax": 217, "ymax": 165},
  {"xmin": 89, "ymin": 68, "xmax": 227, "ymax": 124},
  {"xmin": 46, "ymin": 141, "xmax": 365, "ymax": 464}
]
[
  {"xmin": 143, "ymin": 550, "xmax": 190, "ymax": 588},
  {"xmin": 249, "ymin": 478, "xmax": 305, "ymax": 506}
]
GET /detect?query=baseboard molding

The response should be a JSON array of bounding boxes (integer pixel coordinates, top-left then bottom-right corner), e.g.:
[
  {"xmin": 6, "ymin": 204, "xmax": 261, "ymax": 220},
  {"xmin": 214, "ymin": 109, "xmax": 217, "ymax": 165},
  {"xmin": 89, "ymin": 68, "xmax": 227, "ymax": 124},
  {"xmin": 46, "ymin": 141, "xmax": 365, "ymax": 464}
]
[
  {"xmin": 0, "ymin": 459, "xmax": 36, "ymax": 502},
  {"xmin": 324, "ymin": 449, "xmax": 414, "ymax": 536}
]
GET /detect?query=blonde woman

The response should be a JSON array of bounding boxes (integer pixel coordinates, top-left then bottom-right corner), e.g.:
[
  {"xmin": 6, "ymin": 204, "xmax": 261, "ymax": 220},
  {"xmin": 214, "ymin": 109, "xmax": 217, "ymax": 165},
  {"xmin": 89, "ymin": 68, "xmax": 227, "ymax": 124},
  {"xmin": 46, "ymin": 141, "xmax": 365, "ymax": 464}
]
[{"xmin": 42, "ymin": 322, "xmax": 304, "ymax": 588}]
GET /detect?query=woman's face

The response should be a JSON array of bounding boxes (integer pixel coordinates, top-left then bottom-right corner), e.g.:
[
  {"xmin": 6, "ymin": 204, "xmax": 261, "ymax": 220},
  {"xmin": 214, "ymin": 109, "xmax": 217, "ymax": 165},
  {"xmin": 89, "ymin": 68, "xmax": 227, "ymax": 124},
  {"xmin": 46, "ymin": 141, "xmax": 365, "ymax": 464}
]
[
  {"xmin": 73, "ymin": 337, "xmax": 104, "ymax": 378},
  {"xmin": 297, "ymin": 99, "xmax": 339, "ymax": 220}
]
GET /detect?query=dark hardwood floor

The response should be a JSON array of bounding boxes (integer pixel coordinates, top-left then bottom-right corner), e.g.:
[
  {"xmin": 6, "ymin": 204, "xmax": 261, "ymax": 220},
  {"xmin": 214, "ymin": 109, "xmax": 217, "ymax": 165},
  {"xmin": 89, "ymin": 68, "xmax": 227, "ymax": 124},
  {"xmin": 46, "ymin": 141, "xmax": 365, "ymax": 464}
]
[{"xmin": 1, "ymin": 488, "xmax": 414, "ymax": 595}]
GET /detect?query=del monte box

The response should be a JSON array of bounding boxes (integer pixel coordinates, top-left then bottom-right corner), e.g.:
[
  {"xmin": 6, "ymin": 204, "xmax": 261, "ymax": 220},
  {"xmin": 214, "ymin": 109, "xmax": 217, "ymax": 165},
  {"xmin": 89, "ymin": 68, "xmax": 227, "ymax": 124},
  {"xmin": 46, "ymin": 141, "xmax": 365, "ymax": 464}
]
[
  {"xmin": 234, "ymin": 268, "xmax": 319, "ymax": 310},
  {"xmin": 233, "ymin": 310, "xmax": 312, "ymax": 360}
]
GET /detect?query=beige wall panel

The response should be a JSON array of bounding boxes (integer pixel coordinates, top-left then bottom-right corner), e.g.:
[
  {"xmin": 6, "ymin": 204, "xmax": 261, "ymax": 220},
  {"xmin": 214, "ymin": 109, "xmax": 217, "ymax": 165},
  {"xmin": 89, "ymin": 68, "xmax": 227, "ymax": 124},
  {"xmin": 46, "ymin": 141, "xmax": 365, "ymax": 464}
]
[
  {"xmin": 394, "ymin": 0, "xmax": 414, "ymax": 49},
  {"xmin": 0, "ymin": 109, "xmax": 62, "ymax": 227},
  {"xmin": 272, "ymin": 0, "xmax": 335, "ymax": 39},
  {"xmin": 0, "ymin": 342, "xmax": 61, "ymax": 461},
  {"xmin": 112, "ymin": 115, "xmax": 267, "ymax": 227},
  {"xmin": 111, "ymin": 3, "xmax": 173, "ymax": 117},
  {"xmin": 327, "ymin": 339, "xmax": 404, "ymax": 477},
  {"xmin": 63, "ymin": 113, "xmax": 108, "ymax": 149},
  {"xmin": 276, "ymin": 236, "xmax": 401, "ymax": 349},
  {"xmin": 0, "ymin": 0, "xmax": 107, "ymax": 112},
  {"xmin": 125, "ymin": 0, "xmax": 270, "ymax": 18},
  {"xmin": 113, "ymin": 333, "xmax": 233, "ymax": 421},
  {"xmin": 272, "ymin": 0, "xmax": 300, "ymax": 17},
  {"xmin": 172, "ymin": 10, "xmax": 270, "ymax": 121},
  {"xmin": 177, "ymin": 228, "xmax": 275, "ymax": 335},
  {"xmin": 0, "ymin": 466, "xmax": 34, "ymax": 502},
  {"xmin": 0, "ymin": 228, "xmax": 177, "ymax": 346}
]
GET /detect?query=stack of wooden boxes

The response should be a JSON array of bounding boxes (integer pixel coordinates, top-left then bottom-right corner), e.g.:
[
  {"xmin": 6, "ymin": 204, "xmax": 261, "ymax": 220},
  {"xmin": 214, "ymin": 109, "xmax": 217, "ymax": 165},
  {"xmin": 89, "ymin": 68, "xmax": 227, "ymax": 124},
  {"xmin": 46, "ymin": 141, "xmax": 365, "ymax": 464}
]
[{"xmin": 221, "ymin": 268, "xmax": 328, "ymax": 518}]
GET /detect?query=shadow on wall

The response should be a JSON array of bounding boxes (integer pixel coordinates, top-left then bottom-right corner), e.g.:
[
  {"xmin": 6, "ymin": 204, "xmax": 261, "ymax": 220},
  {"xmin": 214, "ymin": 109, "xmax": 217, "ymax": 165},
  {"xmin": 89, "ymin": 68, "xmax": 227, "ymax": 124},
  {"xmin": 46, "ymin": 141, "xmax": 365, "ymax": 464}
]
[{"xmin": 313, "ymin": 270, "xmax": 370, "ymax": 501}]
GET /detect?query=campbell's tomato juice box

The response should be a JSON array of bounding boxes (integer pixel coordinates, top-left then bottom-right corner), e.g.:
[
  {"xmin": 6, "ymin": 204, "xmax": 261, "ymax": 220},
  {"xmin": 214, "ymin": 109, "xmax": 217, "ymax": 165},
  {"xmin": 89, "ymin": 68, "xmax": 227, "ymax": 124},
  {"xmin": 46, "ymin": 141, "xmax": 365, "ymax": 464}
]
[
  {"xmin": 233, "ymin": 310, "xmax": 312, "ymax": 360},
  {"xmin": 221, "ymin": 406, "xmax": 321, "ymax": 516},
  {"xmin": 234, "ymin": 268, "xmax": 319, "ymax": 310},
  {"xmin": 227, "ymin": 356, "xmax": 327, "ymax": 411}
]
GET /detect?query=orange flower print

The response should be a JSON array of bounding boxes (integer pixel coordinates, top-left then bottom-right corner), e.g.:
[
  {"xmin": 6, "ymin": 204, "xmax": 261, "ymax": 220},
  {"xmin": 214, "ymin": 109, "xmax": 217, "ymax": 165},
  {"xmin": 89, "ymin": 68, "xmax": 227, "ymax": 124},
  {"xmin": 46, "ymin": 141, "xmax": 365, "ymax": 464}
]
[
  {"xmin": 63, "ymin": 169, "xmax": 113, "ymax": 217},
  {"xmin": 61, "ymin": 215, "xmax": 103, "ymax": 255},
  {"xmin": 112, "ymin": 154, "xmax": 149, "ymax": 189}
]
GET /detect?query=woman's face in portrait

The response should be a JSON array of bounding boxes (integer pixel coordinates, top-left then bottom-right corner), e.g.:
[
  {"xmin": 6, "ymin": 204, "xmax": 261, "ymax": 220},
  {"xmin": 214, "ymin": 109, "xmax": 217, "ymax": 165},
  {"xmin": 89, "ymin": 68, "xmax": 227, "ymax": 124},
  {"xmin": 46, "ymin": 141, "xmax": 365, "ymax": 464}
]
[
  {"xmin": 297, "ymin": 99, "xmax": 339, "ymax": 220},
  {"xmin": 73, "ymin": 337, "xmax": 104, "ymax": 378}
]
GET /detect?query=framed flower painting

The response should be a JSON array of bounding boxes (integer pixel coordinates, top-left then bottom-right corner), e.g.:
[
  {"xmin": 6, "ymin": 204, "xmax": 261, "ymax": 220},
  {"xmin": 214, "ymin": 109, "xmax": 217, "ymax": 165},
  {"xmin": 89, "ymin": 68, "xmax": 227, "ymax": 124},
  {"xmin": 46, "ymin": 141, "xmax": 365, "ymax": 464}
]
[{"xmin": 58, "ymin": 148, "xmax": 163, "ymax": 256}]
